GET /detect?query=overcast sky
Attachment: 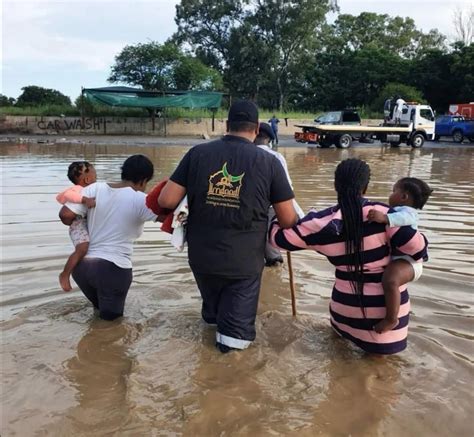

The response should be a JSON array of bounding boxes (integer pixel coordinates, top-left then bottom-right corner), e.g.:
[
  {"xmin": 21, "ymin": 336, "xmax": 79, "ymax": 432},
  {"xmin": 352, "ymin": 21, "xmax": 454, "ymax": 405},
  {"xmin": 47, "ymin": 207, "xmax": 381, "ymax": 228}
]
[{"xmin": 1, "ymin": 0, "xmax": 471, "ymax": 100}]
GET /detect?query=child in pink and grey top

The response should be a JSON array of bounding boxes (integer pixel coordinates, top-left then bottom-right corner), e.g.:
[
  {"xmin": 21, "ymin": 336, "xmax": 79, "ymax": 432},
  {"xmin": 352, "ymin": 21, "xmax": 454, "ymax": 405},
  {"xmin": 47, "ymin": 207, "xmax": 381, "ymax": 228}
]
[{"xmin": 56, "ymin": 161, "xmax": 97, "ymax": 291}]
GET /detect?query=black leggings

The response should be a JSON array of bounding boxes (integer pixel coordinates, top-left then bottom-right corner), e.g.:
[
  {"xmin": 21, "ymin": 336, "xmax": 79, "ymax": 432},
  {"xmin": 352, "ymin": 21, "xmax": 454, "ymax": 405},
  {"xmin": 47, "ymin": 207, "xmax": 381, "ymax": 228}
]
[{"xmin": 72, "ymin": 258, "xmax": 133, "ymax": 321}]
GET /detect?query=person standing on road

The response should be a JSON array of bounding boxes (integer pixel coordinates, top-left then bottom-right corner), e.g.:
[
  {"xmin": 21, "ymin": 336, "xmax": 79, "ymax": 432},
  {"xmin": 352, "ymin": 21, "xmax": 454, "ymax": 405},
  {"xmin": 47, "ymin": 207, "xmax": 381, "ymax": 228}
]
[
  {"xmin": 255, "ymin": 122, "xmax": 304, "ymax": 266},
  {"xmin": 157, "ymin": 101, "xmax": 298, "ymax": 353},
  {"xmin": 269, "ymin": 114, "xmax": 280, "ymax": 145}
]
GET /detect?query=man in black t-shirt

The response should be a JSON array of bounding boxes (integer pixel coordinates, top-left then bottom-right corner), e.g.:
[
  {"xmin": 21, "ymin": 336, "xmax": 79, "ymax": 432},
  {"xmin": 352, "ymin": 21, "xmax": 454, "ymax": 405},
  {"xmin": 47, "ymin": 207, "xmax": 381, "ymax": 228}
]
[{"xmin": 159, "ymin": 100, "xmax": 297, "ymax": 353}]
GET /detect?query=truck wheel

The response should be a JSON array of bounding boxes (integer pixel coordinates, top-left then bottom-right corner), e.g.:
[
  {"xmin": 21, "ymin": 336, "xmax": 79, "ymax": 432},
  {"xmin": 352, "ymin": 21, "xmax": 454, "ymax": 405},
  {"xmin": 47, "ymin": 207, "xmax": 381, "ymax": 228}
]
[
  {"xmin": 410, "ymin": 133, "xmax": 425, "ymax": 148},
  {"xmin": 469, "ymin": 136, "xmax": 474, "ymax": 143},
  {"xmin": 453, "ymin": 130, "xmax": 464, "ymax": 143},
  {"xmin": 336, "ymin": 134, "xmax": 352, "ymax": 149}
]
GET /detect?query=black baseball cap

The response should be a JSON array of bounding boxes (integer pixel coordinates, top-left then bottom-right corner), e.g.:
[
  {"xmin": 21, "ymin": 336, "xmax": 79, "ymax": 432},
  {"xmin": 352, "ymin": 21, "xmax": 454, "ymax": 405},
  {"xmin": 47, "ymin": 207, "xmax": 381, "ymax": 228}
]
[
  {"xmin": 258, "ymin": 122, "xmax": 275, "ymax": 140},
  {"xmin": 228, "ymin": 100, "xmax": 259, "ymax": 124}
]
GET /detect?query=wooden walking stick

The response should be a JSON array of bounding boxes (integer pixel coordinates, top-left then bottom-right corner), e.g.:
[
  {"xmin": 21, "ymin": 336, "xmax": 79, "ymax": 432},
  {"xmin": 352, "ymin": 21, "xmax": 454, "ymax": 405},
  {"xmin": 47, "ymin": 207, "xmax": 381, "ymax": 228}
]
[{"xmin": 286, "ymin": 251, "xmax": 297, "ymax": 316}]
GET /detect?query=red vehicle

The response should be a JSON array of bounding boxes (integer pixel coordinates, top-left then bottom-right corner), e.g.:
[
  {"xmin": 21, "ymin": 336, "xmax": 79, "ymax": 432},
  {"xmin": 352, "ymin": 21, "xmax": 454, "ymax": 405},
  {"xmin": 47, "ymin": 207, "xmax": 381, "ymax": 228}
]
[
  {"xmin": 449, "ymin": 103, "xmax": 474, "ymax": 118},
  {"xmin": 295, "ymin": 130, "xmax": 319, "ymax": 143}
]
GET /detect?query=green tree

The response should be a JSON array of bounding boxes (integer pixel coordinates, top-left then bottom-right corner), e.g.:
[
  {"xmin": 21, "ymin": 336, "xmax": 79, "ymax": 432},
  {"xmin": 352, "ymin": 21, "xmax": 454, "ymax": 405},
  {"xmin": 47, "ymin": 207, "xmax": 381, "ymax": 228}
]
[
  {"xmin": 109, "ymin": 41, "xmax": 222, "ymax": 91},
  {"xmin": 410, "ymin": 43, "xmax": 474, "ymax": 112},
  {"xmin": 298, "ymin": 46, "xmax": 409, "ymax": 110},
  {"xmin": 224, "ymin": 23, "xmax": 275, "ymax": 100},
  {"xmin": 173, "ymin": 2, "xmax": 454, "ymax": 112},
  {"xmin": 175, "ymin": 0, "xmax": 337, "ymax": 109},
  {"xmin": 450, "ymin": 43, "xmax": 474, "ymax": 103},
  {"xmin": 109, "ymin": 42, "xmax": 181, "ymax": 90},
  {"xmin": 174, "ymin": 0, "xmax": 286, "ymax": 93},
  {"xmin": 16, "ymin": 86, "xmax": 71, "ymax": 107},
  {"xmin": 74, "ymin": 94, "xmax": 98, "ymax": 113},
  {"xmin": 249, "ymin": 0, "xmax": 337, "ymax": 110},
  {"xmin": 173, "ymin": 56, "xmax": 223, "ymax": 90},
  {"xmin": 0, "ymin": 94, "xmax": 15, "ymax": 106},
  {"xmin": 329, "ymin": 13, "xmax": 446, "ymax": 58},
  {"xmin": 348, "ymin": 47, "xmax": 410, "ymax": 106},
  {"xmin": 174, "ymin": 0, "xmax": 245, "ymax": 70},
  {"xmin": 371, "ymin": 83, "xmax": 424, "ymax": 111}
]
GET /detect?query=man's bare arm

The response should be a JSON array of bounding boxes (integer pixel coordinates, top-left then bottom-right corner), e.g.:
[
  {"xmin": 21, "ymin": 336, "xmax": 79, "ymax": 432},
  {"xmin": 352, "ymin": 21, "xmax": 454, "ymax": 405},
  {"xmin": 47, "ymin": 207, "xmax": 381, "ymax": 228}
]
[
  {"xmin": 273, "ymin": 199, "xmax": 298, "ymax": 229},
  {"xmin": 158, "ymin": 180, "xmax": 187, "ymax": 210},
  {"xmin": 59, "ymin": 206, "xmax": 77, "ymax": 225}
]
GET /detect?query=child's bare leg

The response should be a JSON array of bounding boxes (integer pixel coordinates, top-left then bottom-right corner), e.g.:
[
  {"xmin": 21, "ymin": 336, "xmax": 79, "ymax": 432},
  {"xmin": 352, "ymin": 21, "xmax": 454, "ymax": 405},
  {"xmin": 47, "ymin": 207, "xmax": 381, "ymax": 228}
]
[
  {"xmin": 59, "ymin": 242, "xmax": 89, "ymax": 292},
  {"xmin": 374, "ymin": 259, "xmax": 414, "ymax": 333}
]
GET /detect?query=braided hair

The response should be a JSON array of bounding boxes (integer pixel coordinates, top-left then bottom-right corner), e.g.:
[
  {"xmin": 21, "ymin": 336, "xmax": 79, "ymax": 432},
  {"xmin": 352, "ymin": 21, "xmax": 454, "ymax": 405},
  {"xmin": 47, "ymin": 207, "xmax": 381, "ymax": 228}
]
[{"xmin": 334, "ymin": 159, "xmax": 371, "ymax": 303}]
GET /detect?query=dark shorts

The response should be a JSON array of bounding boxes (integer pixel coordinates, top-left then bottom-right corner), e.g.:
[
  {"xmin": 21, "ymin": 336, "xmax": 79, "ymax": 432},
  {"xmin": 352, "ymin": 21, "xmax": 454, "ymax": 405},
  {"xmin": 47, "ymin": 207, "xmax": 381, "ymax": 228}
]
[
  {"xmin": 192, "ymin": 271, "xmax": 263, "ymax": 349},
  {"xmin": 72, "ymin": 258, "xmax": 133, "ymax": 321}
]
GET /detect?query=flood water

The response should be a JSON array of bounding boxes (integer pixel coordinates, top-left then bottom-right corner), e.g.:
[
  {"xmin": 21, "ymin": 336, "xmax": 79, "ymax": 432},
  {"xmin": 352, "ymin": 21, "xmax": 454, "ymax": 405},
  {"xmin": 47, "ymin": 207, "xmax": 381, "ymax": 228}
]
[{"xmin": 1, "ymin": 141, "xmax": 473, "ymax": 436}]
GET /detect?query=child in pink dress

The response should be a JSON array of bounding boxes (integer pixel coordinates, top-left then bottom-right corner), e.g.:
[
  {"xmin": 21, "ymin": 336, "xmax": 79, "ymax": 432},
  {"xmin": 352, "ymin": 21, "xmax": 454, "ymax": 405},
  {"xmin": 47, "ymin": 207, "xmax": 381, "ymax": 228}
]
[{"xmin": 56, "ymin": 161, "xmax": 97, "ymax": 291}]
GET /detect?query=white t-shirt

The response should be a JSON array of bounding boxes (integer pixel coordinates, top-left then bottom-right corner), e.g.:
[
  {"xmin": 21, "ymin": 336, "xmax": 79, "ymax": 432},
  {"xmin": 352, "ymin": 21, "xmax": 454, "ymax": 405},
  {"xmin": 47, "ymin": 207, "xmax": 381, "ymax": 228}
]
[
  {"xmin": 257, "ymin": 144, "xmax": 293, "ymax": 186},
  {"xmin": 65, "ymin": 182, "xmax": 157, "ymax": 269},
  {"xmin": 257, "ymin": 144, "xmax": 305, "ymax": 218},
  {"xmin": 395, "ymin": 98, "xmax": 406, "ymax": 116}
]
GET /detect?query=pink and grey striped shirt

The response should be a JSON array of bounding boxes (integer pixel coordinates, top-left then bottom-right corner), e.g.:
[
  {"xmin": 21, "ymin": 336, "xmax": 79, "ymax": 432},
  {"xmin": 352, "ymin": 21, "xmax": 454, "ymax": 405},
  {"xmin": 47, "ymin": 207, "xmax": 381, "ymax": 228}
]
[{"xmin": 270, "ymin": 200, "xmax": 428, "ymax": 355}]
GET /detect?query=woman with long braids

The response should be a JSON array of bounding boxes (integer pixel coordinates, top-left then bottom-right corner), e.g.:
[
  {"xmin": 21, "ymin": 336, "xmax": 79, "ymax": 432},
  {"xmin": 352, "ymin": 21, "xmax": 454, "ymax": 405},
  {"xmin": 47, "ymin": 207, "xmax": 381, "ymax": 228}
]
[{"xmin": 270, "ymin": 158, "xmax": 428, "ymax": 354}]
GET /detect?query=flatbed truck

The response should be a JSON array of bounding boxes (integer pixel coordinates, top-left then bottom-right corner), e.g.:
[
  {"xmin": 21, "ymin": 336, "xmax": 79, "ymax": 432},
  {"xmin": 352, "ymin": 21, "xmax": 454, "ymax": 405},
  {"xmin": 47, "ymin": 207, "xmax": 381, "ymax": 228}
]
[{"xmin": 295, "ymin": 103, "xmax": 435, "ymax": 148}]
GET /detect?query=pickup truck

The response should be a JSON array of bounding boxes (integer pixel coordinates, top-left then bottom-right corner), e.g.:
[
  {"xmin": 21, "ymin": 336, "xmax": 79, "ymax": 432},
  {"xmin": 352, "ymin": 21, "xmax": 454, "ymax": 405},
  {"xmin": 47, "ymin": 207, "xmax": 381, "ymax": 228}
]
[
  {"xmin": 314, "ymin": 109, "xmax": 361, "ymax": 125},
  {"xmin": 434, "ymin": 115, "xmax": 474, "ymax": 143},
  {"xmin": 295, "ymin": 109, "xmax": 361, "ymax": 144}
]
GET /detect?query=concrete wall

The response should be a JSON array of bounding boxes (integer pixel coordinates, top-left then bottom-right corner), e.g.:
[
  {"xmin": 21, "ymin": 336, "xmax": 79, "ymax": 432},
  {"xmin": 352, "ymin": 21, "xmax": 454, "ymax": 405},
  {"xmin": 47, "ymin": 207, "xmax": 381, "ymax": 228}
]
[
  {"xmin": 0, "ymin": 115, "xmax": 382, "ymax": 137},
  {"xmin": 0, "ymin": 115, "xmax": 226, "ymax": 137}
]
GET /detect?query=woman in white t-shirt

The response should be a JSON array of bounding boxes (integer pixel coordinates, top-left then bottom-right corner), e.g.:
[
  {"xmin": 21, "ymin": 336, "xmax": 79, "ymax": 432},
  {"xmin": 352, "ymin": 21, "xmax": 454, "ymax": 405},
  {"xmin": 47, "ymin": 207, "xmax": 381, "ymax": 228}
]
[{"xmin": 59, "ymin": 155, "xmax": 158, "ymax": 320}]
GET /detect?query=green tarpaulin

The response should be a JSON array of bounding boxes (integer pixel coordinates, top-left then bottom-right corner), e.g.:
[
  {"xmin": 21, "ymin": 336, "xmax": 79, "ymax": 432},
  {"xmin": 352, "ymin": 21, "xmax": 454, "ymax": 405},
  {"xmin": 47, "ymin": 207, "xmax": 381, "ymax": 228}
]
[{"xmin": 83, "ymin": 88, "xmax": 222, "ymax": 109}]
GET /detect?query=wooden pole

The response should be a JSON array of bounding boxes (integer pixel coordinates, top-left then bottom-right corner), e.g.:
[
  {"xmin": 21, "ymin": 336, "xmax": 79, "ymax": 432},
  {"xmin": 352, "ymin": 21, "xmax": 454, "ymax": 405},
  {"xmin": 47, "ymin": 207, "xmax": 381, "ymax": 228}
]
[
  {"xmin": 164, "ymin": 108, "xmax": 167, "ymax": 137},
  {"xmin": 286, "ymin": 252, "xmax": 296, "ymax": 316},
  {"xmin": 80, "ymin": 87, "xmax": 85, "ymax": 130}
]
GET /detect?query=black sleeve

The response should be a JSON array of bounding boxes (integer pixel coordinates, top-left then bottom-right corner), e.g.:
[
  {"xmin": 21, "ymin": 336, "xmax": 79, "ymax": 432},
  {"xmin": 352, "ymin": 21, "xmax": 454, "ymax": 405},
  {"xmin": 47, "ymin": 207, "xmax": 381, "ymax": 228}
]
[
  {"xmin": 269, "ymin": 157, "xmax": 294, "ymax": 204},
  {"xmin": 169, "ymin": 149, "xmax": 192, "ymax": 188}
]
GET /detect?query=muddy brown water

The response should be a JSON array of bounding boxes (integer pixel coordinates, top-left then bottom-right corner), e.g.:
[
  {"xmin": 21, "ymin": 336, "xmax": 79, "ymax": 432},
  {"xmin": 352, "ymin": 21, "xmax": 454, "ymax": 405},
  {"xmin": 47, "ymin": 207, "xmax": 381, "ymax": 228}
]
[{"xmin": 1, "ymin": 142, "xmax": 473, "ymax": 436}]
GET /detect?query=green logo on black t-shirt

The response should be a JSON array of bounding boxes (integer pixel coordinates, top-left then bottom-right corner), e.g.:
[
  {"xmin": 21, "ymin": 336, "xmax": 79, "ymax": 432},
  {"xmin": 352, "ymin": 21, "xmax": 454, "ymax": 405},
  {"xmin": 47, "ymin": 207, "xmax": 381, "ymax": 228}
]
[{"xmin": 206, "ymin": 162, "xmax": 245, "ymax": 209}]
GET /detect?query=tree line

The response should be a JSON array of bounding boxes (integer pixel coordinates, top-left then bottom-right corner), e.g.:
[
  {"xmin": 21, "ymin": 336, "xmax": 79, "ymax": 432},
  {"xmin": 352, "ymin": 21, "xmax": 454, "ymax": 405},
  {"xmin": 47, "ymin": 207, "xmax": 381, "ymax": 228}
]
[{"xmin": 2, "ymin": 0, "xmax": 473, "ymax": 114}]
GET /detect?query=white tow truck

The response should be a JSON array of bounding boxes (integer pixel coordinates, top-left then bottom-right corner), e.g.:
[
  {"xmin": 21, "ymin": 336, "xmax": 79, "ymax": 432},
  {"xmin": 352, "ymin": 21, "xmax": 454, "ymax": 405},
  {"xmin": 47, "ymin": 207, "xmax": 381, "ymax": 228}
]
[{"xmin": 294, "ymin": 101, "xmax": 436, "ymax": 148}]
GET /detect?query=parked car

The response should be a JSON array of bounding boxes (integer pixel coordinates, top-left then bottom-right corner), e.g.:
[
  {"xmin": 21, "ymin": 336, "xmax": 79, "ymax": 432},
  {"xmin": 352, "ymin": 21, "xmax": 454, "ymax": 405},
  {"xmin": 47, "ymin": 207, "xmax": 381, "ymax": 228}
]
[{"xmin": 434, "ymin": 115, "xmax": 474, "ymax": 143}]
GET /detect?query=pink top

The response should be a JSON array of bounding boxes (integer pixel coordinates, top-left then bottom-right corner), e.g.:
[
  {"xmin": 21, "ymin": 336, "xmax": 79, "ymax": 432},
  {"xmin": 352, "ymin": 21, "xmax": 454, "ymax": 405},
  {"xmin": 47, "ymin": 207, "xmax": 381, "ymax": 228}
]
[
  {"xmin": 270, "ymin": 200, "xmax": 428, "ymax": 355},
  {"xmin": 56, "ymin": 185, "xmax": 83, "ymax": 204}
]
